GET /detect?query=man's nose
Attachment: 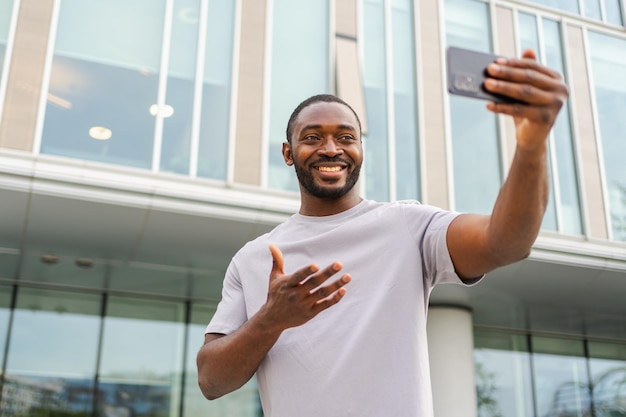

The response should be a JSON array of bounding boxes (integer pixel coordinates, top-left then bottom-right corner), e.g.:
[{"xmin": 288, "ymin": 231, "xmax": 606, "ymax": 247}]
[{"xmin": 318, "ymin": 138, "xmax": 343, "ymax": 155}]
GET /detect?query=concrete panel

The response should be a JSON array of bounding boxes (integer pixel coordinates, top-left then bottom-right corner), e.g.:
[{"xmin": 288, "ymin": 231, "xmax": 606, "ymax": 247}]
[
  {"xmin": 232, "ymin": 0, "xmax": 267, "ymax": 186},
  {"xmin": 418, "ymin": 0, "xmax": 450, "ymax": 209},
  {"xmin": 0, "ymin": 0, "xmax": 54, "ymax": 151},
  {"xmin": 565, "ymin": 24, "xmax": 608, "ymax": 239}
]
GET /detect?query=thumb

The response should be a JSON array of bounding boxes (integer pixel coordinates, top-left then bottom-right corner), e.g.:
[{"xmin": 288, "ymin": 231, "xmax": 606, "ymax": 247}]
[
  {"xmin": 521, "ymin": 48, "xmax": 537, "ymax": 61},
  {"xmin": 269, "ymin": 244, "xmax": 284, "ymax": 279}
]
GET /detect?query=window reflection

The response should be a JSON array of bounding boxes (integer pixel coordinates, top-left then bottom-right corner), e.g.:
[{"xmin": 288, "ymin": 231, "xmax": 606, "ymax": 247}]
[
  {"xmin": 532, "ymin": 336, "xmax": 590, "ymax": 417},
  {"xmin": 98, "ymin": 296, "xmax": 185, "ymax": 417},
  {"xmin": 3, "ymin": 288, "xmax": 101, "ymax": 416},
  {"xmin": 41, "ymin": 0, "xmax": 235, "ymax": 180},
  {"xmin": 589, "ymin": 341, "xmax": 626, "ymax": 417},
  {"xmin": 588, "ymin": 31, "xmax": 626, "ymax": 242},
  {"xmin": 41, "ymin": 0, "xmax": 166, "ymax": 169},
  {"xmin": 474, "ymin": 331, "xmax": 534, "ymax": 417},
  {"xmin": 267, "ymin": 0, "xmax": 329, "ymax": 192},
  {"xmin": 0, "ymin": 285, "xmax": 12, "ymax": 372},
  {"xmin": 445, "ymin": 0, "xmax": 501, "ymax": 214},
  {"xmin": 184, "ymin": 303, "xmax": 263, "ymax": 417}
]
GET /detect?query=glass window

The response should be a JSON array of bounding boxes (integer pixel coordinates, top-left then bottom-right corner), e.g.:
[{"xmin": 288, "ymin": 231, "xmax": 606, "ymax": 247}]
[
  {"xmin": 98, "ymin": 296, "xmax": 186, "ymax": 417},
  {"xmin": 362, "ymin": 0, "xmax": 390, "ymax": 201},
  {"xmin": 542, "ymin": 19, "xmax": 582, "ymax": 235},
  {"xmin": 588, "ymin": 341, "xmax": 626, "ymax": 416},
  {"xmin": 197, "ymin": 0, "xmax": 236, "ymax": 180},
  {"xmin": 392, "ymin": 0, "xmax": 420, "ymax": 201},
  {"xmin": 518, "ymin": 12, "xmax": 558, "ymax": 232},
  {"xmin": 41, "ymin": 0, "xmax": 166, "ymax": 169},
  {"xmin": 2, "ymin": 288, "xmax": 101, "ymax": 416},
  {"xmin": 526, "ymin": 0, "xmax": 579, "ymax": 15},
  {"xmin": 532, "ymin": 336, "xmax": 591, "ymax": 417},
  {"xmin": 0, "ymin": 0, "xmax": 16, "ymax": 84},
  {"xmin": 0, "ymin": 285, "xmax": 12, "ymax": 374},
  {"xmin": 519, "ymin": 14, "xmax": 583, "ymax": 235},
  {"xmin": 159, "ymin": 0, "xmax": 202, "ymax": 175},
  {"xmin": 588, "ymin": 31, "xmax": 626, "ymax": 242},
  {"xmin": 267, "ymin": 0, "xmax": 329, "ymax": 191},
  {"xmin": 605, "ymin": 0, "xmax": 624, "ymax": 25},
  {"xmin": 183, "ymin": 302, "xmax": 262, "ymax": 417},
  {"xmin": 445, "ymin": 0, "xmax": 501, "ymax": 214},
  {"xmin": 474, "ymin": 331, "xmax": 534, "ymax": 417},
  {"xmin": 41, "ymin": 0, "xmax": 235, "ymax": 179},
  {"xmin": 584, "ymin": 0, "xmax": 603, "ymax": 20}
]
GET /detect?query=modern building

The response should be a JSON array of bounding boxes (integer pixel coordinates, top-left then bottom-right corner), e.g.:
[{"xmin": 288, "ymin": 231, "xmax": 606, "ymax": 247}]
[{"xmin": 0, "ymin": 0, "xmax": 624, "ymax": 416}]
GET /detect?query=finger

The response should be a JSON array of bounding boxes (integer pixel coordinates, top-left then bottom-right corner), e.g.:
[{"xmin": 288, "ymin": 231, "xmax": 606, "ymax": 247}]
[
  {"xmin": 310, "ymin": 273, "xmax": 352, "ymax": 299},
  {"xmin": 484, "ymin": 78, "xmax": 566, "ymax": 107},
  {"xmin": 488, "ymin": 59, "xmax": 563, "ymax": 86},
  {"xmin": 286, "ymin": 263, "xmax": 320, "ymax": 286},
  {"xmin": 487, "ymin": 101, "xmax": 558, "ymax": 126},
  {"xmin": 312, "ymin": 286, "xmax": 348, "ymax": 314},
  {"xmin": 300, "ymin": 262, "xmax": 343, "ymax": 290},
  {"xmin": 269, "ymin": 244, "xmax": 284, "ymax": 279},
  {"xmin": 521, "ymin": 48, "xmax": 537, "ymax": 61}
]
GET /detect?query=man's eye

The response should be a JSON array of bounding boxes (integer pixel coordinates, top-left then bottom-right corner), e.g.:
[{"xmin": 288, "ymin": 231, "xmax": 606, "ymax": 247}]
[
  {"xmin": 339, "ymin": 135, "xmax": 356, "ymax": 142},
  {"xmin": 303, "ymin": 135, "xmax": 320, "ymax": 141}
]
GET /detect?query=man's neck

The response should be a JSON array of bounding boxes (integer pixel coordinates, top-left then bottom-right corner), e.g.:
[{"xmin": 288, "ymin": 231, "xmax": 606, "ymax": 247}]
[{"xmin": 298, "ymin": 194, "xmax": 363, "ymax": 217}]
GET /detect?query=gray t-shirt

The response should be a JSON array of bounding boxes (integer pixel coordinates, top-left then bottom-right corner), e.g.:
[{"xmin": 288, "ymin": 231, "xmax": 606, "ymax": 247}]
[{"xmin": 206, "ymin": 199, "xmax": 476, "ymax": 417}]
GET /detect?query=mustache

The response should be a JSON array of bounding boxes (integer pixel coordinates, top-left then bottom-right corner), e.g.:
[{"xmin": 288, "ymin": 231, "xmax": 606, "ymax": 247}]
[{"xmin": 311, "ymin": 156, "xmax": 352, "ymax": 166}]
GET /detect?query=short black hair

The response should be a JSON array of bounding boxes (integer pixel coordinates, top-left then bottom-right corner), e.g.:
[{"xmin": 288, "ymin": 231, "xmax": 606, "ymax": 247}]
[{"xmin": 285, "ymin": 94, "xmax": 362, "ymax": 143}]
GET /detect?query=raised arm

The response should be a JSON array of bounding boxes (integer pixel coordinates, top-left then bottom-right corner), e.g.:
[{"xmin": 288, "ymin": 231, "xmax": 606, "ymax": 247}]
[
  {"xmin": 447, "ymin": 49, "xmax": 569, "ymax": 279},
  {"xmin": 197, "ymin": 244, "xmax": 351, "ymax": 400}
]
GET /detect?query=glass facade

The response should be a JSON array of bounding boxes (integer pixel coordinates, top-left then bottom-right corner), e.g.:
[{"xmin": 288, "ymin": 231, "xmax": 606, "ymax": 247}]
[
  {"xmin": 362, "ymin": 0, "xmax": 421, "ymax": 202},
  {"xmin": 0, "ymin": 0, "xmax": 15, "ymax": 114},
  {"xmin": 0, "ymin": 284, "xmax": 261, "ymax": 417},
  {"xmin": 266, "ymin": 0, "xmax": 329, "ymax": 191},
  {"xmin": 518, "ymin": 13, "xmax": 583, "ymax": 235},
  {"xmin": 445, "ymin": 0, "xmax": 502, "ymax": 214},
  {"xmin": 525, "ymin": 0, "xmax": 624, "ymax": 25},
  {"xmin": 588, "ymin": 31, "xmax": 626, "ymax": 242},
  {"xmin": 475, "ymin": 330, "xmax": 626, "ymax": 417},
  {"xmin": 40, "ymin": 0, "xmax": 235, "ymax": 179},
  {"xmin": 0, "ymin": 0, "xmax": 12, "ymax": 74}
]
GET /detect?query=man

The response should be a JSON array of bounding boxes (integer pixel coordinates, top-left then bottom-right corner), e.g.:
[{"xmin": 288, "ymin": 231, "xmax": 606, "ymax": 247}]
[{"xmin": 197, "ymin": 49, "xmax": 568, "ymax": 416}]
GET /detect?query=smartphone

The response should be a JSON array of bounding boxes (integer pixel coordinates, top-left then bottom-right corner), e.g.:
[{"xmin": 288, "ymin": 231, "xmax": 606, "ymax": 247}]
[{"xmin": 446, "ymin": 46, "xmax": 523, "ymax": 104}]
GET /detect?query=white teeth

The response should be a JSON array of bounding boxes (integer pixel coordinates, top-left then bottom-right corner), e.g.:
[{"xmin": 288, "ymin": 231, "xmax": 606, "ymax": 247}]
[{"xmin": 317, "ymin": 166, "xmax": 342, "ymax": 172}]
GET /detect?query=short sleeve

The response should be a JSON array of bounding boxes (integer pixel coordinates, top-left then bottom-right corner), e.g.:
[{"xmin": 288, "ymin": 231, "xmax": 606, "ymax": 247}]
[
  {"xmin": 400, "ymin": 201, "xmax": 472, "ymax": 288},
  {"xmin": 205, "ymin": 259, "xmax": 248, "ymax": 335}
]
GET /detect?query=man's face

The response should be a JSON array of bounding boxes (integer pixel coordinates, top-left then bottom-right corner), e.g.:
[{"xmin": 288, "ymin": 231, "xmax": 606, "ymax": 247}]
[{"xmin": 283, "ymin": 101, "xmax": 363, "ymax": 199}]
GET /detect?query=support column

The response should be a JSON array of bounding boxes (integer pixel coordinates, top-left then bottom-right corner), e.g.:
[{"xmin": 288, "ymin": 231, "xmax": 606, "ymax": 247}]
[{"xmin": 427, "ymin": 305, "xmax": 477, "ymax": 417}]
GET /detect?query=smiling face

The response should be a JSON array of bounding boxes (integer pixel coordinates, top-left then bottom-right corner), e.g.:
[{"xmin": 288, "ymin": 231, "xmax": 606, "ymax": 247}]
[{"xmin": 283, "ymin": 101, "xmax": 363, "ymax": 211}]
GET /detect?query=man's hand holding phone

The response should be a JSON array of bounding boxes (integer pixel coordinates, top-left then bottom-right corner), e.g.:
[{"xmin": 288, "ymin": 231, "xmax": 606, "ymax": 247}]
[{"xmin": 447, "ymin": 46, "xmax": 569, "ymax": 149}]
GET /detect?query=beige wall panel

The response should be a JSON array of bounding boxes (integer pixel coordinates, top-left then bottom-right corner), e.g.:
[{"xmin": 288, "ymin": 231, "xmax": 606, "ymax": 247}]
[
  {"xmin": 0, "ymin": 0, "xmax": 54, "ymax": 151},
  {"xmin": 419, "ymin": 0, "xmax": 449, "ymax": 209},
  {"xmin": 336, "ymin": 38, "xmax": 368, "ymax": 134},
  {"xmin": 565, "ymin": 24, "xmax": 608, "ymax": 239},
  {"xmin": 335, "ymin": 0, "xmax": 357, "ymax": 38},
  {"xmin": 495, "ymin": 5, "xmax": 517, "ymax": 168},
  {"xmin": 233, "ymin": 1, "xmax": 267, "ymax": 186}
]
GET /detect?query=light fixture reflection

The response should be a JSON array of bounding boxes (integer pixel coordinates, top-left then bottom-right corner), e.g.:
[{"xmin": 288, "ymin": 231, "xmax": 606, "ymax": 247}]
[
  {"xmin": 89, "ymin": 126, "xmax": 112, "ymax": 141},
  {"xmin": 149, "ymin": 104, "xmax": 174, "ymax": 118}
]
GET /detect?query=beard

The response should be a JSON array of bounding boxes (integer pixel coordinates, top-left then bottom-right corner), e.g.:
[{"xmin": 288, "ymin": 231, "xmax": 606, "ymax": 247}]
[{"xmin": 293, "ymin": 156, "xmax": 361, "ymax": 199}]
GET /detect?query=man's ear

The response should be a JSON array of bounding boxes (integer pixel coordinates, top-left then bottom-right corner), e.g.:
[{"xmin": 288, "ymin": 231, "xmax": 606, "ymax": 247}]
[{"xmin": 282, "ymin": 142, "xmax": 293, "ymax": 166}]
